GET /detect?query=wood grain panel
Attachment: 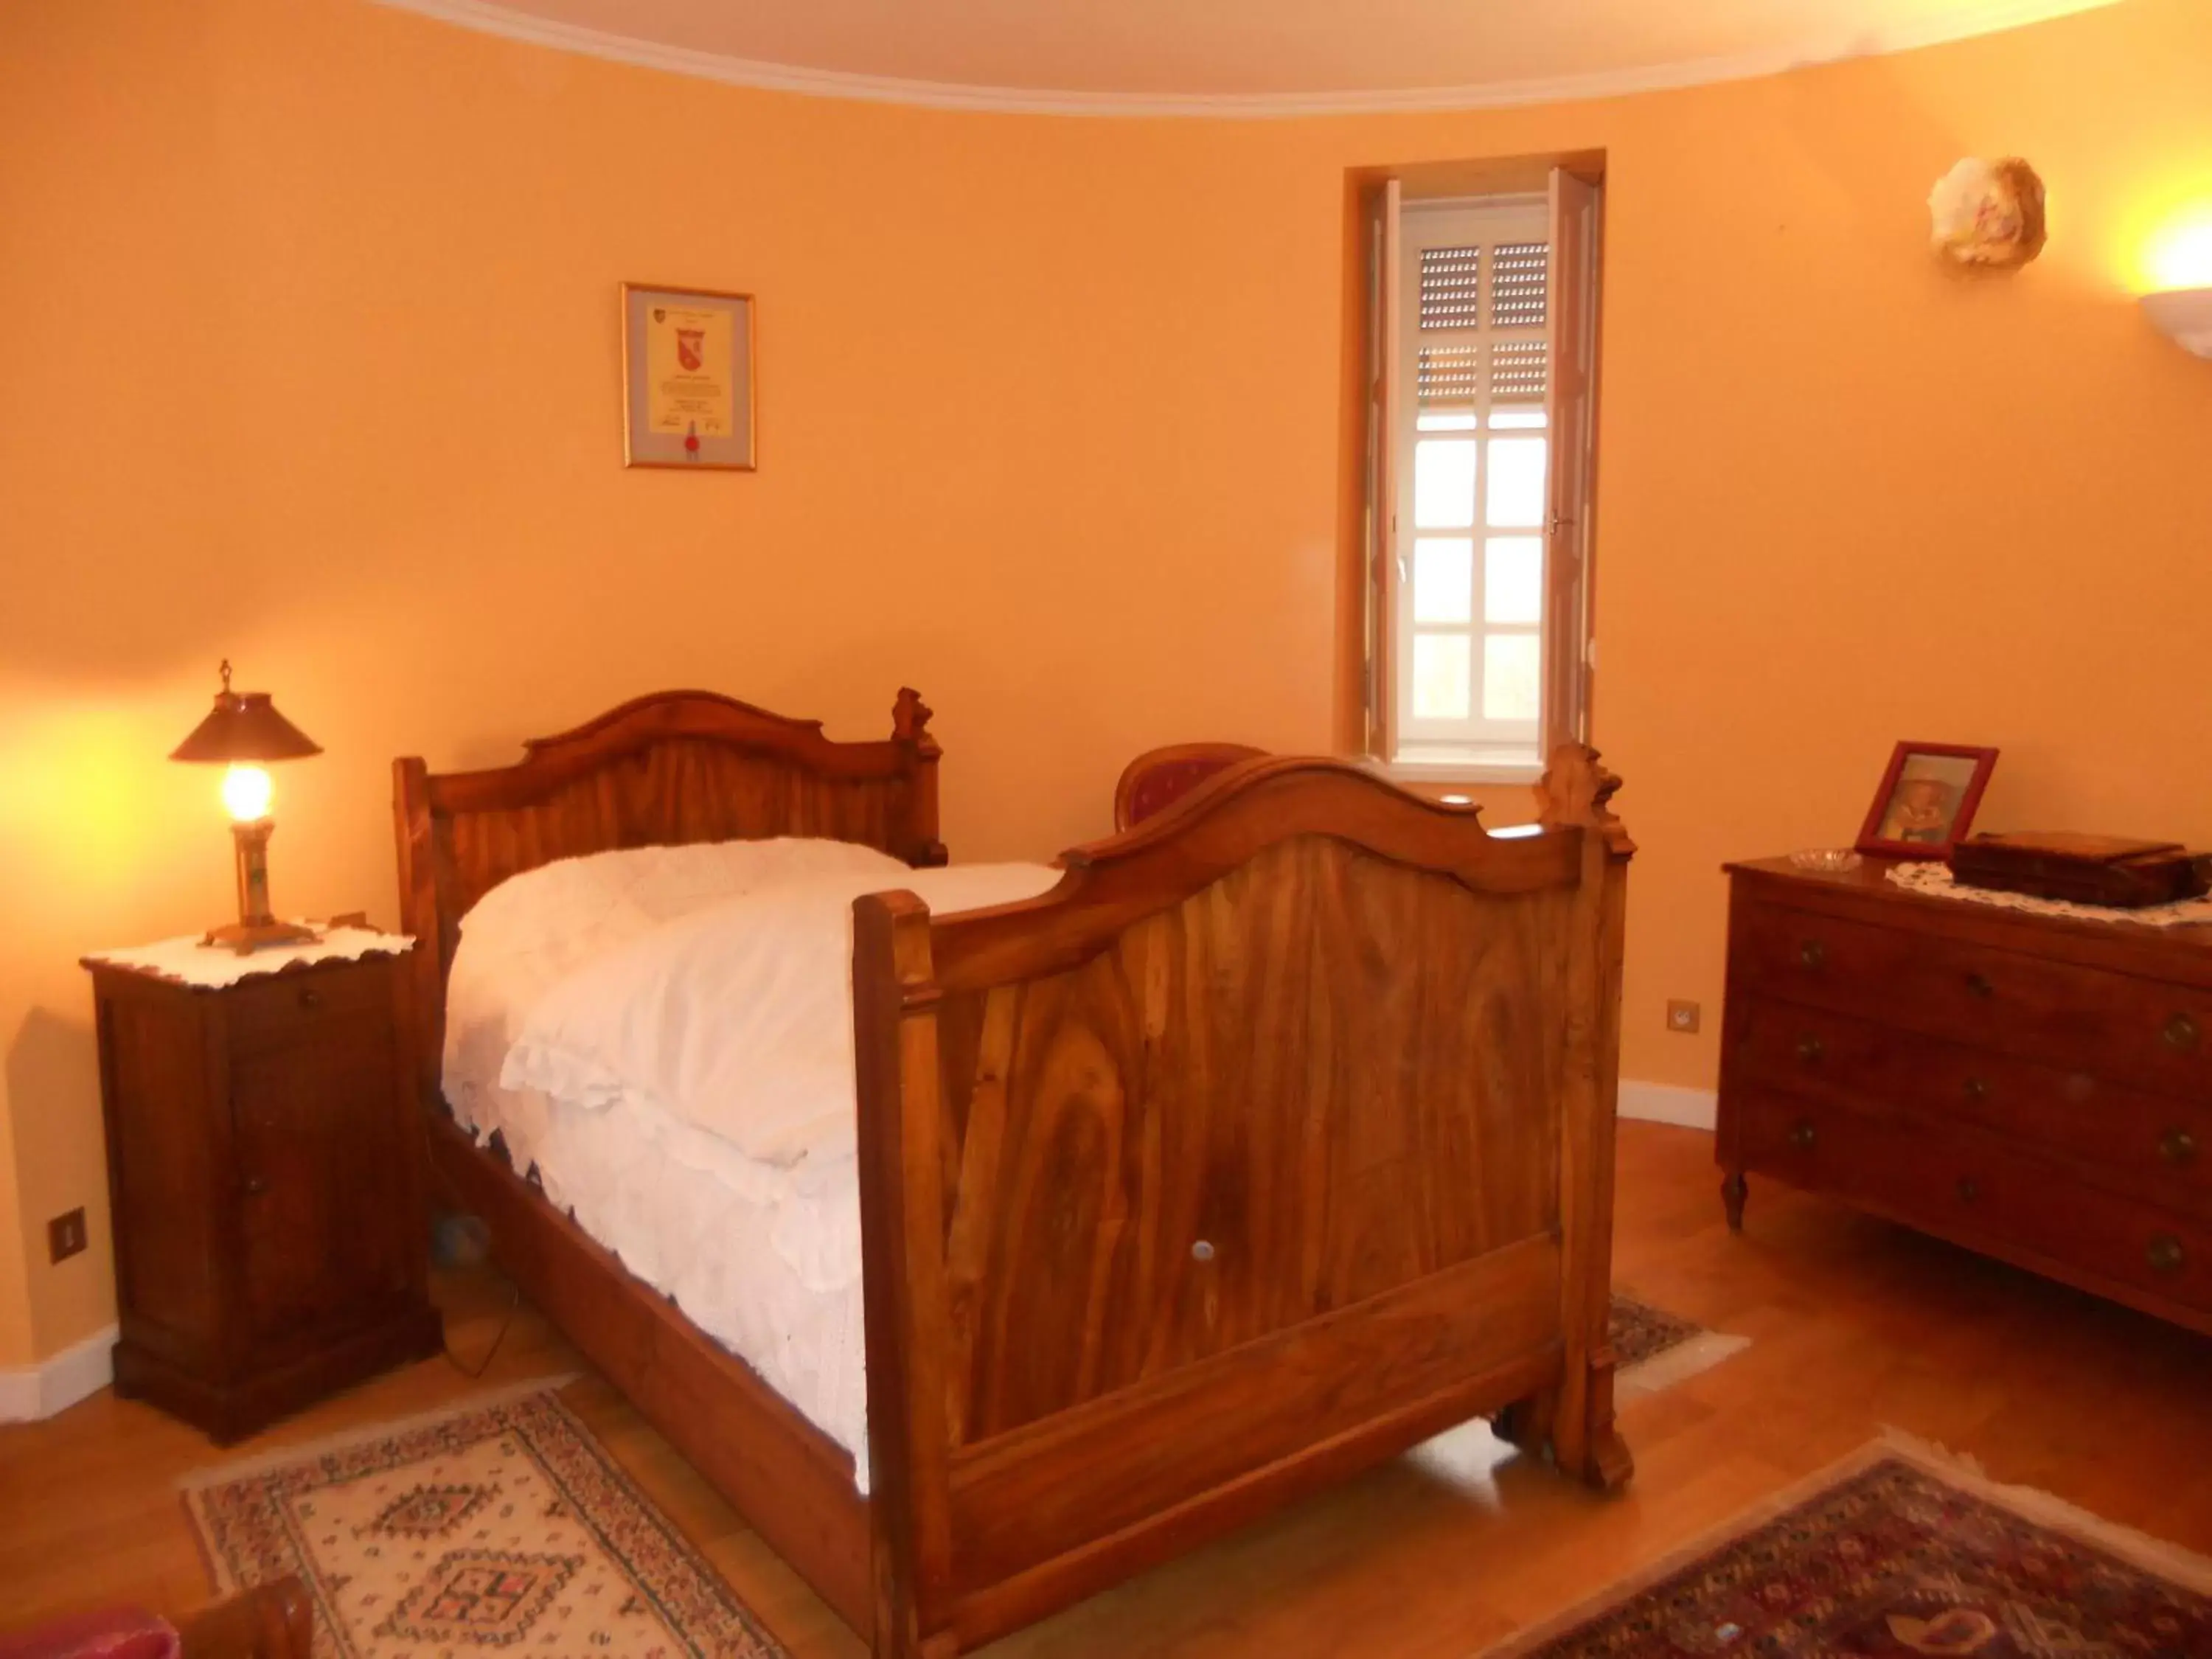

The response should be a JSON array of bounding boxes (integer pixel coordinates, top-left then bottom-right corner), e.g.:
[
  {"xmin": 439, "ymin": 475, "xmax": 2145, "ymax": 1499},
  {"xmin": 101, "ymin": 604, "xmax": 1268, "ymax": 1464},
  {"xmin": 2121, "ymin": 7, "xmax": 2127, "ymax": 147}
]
[
  {"xmin": 95, "ymin": 979, "xmax": 226, "ymax": 1372},
  {"xmin": 936, "ymin": 833, "xmax": 1572, "ymax": 1442},
  {"xmin": 855, "ymin": 746, "xmax": 1635, "ymax": 1658},
  {"xmin": 945, "ymin": 1234, "xmax": 1562, "ymax": 1591}
]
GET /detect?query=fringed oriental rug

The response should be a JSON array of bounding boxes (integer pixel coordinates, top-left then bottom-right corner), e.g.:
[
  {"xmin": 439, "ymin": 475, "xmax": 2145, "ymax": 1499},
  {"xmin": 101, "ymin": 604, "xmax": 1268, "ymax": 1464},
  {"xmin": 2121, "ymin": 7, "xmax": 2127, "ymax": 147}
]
[
  {"xmin": 1484, "ymin": 1435, "xmax": 2212, "ymax": 1658},
  {"xmin": 184, "ymin": 1381, "xmax": 784, "ymax": 1658}
]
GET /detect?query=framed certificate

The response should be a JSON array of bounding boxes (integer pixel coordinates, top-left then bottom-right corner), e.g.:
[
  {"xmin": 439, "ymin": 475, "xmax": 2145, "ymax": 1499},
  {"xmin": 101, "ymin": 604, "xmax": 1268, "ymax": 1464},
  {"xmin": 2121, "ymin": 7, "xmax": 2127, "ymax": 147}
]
[{"xmin": 621, "ymin": 283, "xmax": 756, "ymax": 470}]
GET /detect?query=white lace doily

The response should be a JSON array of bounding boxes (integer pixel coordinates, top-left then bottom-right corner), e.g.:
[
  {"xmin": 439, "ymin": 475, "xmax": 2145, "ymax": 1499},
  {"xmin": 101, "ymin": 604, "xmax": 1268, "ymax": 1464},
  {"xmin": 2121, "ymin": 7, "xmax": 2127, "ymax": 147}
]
[
  {"xmin": 84, "ymin": 925, "xmax": 413, "ymax": 987},
  {"xmin": 1885, "ymin": 862, "xmax": 2212, "ymax": 928}
]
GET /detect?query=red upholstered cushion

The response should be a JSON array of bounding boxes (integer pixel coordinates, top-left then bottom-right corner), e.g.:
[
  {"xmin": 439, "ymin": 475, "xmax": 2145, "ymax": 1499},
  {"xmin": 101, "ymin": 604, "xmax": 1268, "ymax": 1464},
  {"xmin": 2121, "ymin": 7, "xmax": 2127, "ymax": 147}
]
[
  {"xmin": 0, "ymin": 1609, "xmax": 180, "ymax": 1659},
  {"xmin": 1127, "ymin": 759, "xmax": 1239, "ymax": 826}
]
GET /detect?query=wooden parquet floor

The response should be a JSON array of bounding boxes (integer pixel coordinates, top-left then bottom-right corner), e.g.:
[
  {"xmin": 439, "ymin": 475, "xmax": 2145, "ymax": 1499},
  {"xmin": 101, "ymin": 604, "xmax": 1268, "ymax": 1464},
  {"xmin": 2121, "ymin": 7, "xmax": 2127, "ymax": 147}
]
[{"xmin": 5, "ymin": 1121, "xmax": 2211, "ymax": 1654}]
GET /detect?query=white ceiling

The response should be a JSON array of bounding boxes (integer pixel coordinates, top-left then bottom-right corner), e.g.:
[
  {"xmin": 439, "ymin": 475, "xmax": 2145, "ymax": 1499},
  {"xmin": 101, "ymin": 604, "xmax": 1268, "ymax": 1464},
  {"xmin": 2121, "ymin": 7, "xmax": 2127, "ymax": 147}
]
[{"xmin": 376, "ymin": 0, "xmax": 2120, "ymax": 114}]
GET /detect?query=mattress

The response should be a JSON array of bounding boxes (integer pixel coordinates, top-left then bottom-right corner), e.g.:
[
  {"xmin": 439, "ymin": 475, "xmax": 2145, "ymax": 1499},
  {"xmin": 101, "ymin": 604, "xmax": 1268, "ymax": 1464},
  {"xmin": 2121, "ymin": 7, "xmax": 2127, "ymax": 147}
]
[{"xmin": 445, "ymin": 1065, "xmax": 874, "ymax": 1489}]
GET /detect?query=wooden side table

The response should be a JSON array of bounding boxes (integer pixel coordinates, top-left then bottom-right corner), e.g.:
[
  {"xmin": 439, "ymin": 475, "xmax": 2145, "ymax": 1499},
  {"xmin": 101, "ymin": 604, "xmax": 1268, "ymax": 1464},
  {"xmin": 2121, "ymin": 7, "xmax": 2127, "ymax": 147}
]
[{"xmin": 83, "ymin": 928, "xmax": 442, "ymax": 1441}]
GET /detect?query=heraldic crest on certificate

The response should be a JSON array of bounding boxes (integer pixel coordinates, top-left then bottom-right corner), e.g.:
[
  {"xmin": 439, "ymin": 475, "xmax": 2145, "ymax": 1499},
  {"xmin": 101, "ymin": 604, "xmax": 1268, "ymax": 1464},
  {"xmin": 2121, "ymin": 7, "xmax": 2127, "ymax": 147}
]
[{"xmin": 622, "ymin": 284, "xmax": 755, "ymax": 470}]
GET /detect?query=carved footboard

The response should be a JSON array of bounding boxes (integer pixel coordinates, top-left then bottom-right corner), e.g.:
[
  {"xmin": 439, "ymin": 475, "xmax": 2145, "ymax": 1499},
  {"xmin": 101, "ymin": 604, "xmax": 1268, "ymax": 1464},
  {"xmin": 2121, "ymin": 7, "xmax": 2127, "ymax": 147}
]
[{"xmin": 852, "ymin": 748, "xmax": 1633, "ymax": 1658}]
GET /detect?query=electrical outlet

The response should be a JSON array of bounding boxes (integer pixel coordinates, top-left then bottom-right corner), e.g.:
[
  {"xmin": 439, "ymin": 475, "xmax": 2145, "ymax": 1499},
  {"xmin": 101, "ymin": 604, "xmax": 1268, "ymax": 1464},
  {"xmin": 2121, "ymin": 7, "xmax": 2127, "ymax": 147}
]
[
  {"xmin": 1666, "ymin": 999, "xmax": 1701, "ymax": 1034},
  {"xmin": 47, "ymin": 1207, "xmax": 88, "ymax": 1264}
]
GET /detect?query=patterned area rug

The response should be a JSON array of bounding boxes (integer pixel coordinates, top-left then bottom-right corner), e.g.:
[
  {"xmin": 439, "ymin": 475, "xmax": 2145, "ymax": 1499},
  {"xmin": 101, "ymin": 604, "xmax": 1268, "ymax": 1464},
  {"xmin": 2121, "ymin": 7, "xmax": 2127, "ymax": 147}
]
[
  {"xmin": 1483, "ymin": 1435, "xmax": 2212, "ymax": 1657},
  {"xmin": 1607, "ymin": 1293, "xmax": 1748, "ymax": 1399},
  {"xmin": 183, "ymin": 1381, "xmax": 783, "ymax": 1658}
]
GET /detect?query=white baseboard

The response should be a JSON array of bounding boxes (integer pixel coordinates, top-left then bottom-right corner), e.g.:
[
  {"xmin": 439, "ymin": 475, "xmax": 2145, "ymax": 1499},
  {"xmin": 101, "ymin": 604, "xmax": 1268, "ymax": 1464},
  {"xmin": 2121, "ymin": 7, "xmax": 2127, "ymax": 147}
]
[
  {"xmin": 0, "ymin": 1324, "xmax": 117, "ymax": 1423},
  {"xmin": 1618, "ymin": 1079, "xmax": 1717, "ymax": 1131}
]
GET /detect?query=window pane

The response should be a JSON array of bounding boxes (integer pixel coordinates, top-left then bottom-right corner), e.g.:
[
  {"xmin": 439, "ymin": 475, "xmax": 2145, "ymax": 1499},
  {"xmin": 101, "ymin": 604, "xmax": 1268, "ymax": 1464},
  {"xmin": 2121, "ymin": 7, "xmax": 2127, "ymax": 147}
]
[
  {"xmin": 1413, "ymin": 538, "xmax": 1473, "ymax": 623},
  {"xmin": 1412, "ymin": 633, "xmax": 1472, "ymax": 720},
  {"xmin": 1417, "ymin": 411, "xmax": 1479, "ymax": 431},
  {"xmin": 1490, "ymin": 408, "xmax": 1548, "ymax": 430},
  {"xmin": 1483, "ymin": 634, "xmax": 1541, "ymax": 722},
  {"xmin": 1486, "ymin": 436, "xmax": 1548, "ymax": 528},
  {"xmin": 1484, "ymin": 537, "xmax": 1543, "ymax": 624},
  {"xmin": 1413, "ymin": 440, "xmax": 1476, "ymax": 529}
]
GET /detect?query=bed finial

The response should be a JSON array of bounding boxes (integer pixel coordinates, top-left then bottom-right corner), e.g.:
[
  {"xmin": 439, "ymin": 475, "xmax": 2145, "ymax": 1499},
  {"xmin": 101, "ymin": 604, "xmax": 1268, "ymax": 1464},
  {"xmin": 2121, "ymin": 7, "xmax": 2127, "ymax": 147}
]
[
  {"xmin": 1534, "ymin": 742, "xmax": 1634, "ymax": 857},
  {"xmin": 892, "ymin": 686, "xmax": 936, "ymax": 748}
]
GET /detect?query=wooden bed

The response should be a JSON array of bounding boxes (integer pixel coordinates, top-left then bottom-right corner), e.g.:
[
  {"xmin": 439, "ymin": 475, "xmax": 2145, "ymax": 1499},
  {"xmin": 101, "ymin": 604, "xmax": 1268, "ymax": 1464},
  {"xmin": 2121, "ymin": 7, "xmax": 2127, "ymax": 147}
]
[{"xmin": 394, "ymin": 687, "xmax": 1635, "ymax": 1659}]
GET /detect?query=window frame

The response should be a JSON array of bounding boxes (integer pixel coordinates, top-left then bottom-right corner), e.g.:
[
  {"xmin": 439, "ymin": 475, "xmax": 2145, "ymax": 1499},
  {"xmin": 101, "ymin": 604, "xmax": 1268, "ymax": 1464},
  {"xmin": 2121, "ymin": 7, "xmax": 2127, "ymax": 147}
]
[{"xmin": 1362, "ymin": 170, "xmax": 1602, "ymax": 786}]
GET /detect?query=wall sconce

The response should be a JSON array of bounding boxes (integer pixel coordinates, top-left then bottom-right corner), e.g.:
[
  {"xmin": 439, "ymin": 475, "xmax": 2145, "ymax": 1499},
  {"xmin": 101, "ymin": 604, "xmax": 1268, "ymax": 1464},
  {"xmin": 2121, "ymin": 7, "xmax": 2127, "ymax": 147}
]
[
  {"xmin": 170, "ymin": 660, "xmax": 324, "ymax": 953},
  {"xmin": 2140, "ymin": 212, "xmax": 2212, "ymax": 358},
  {"xmin": 2143, "ymin": 289, "xmax": 2212, "ymax": 358}
]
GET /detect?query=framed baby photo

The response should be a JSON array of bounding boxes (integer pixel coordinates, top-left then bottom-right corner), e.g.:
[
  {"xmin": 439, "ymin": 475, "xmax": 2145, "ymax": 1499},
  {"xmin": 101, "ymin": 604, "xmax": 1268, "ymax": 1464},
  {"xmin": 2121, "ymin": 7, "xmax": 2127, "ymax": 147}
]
[
  {"xmin": 621, "ymin": 282, "xmax": 756, "ymax": 470},
  {"xmin": 1855, "ymin": 742, "xmax": 1999, "ymax": 860}
]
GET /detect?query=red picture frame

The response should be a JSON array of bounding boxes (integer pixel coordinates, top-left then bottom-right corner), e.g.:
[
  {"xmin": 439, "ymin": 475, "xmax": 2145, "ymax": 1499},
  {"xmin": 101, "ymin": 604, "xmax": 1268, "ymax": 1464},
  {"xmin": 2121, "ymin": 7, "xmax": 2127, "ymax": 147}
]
[{"xmin": 1855, "ymin": 741, "xmax": 1999, "ymax": 860}]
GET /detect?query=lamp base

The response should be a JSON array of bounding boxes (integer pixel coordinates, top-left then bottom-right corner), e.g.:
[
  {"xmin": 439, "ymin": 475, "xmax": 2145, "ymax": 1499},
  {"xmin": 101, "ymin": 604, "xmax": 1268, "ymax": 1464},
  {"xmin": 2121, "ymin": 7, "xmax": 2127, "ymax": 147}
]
[{"xmin": 201, "ymin": 919, "xmax": 321, "ymax": 956}]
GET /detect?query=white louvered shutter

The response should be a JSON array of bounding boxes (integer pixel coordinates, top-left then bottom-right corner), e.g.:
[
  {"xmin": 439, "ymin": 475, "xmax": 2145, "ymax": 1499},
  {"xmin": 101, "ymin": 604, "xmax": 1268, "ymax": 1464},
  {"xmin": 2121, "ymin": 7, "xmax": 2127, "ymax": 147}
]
[{"xmin": 1389, "ymin": 195, "xmax": 1552, "ymax": 764}]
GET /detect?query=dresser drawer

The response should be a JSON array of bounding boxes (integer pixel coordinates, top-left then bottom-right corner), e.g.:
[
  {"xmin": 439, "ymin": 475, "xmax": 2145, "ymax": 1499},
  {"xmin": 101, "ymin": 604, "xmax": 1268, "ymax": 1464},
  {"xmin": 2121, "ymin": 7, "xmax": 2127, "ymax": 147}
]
[
  {"xmin": 223, "ymin": 962, "xmax": 398, "ymax": 1053},
  {"xmin": 1739, "ymin": 1091, "xmax": 2212, "ymax": 1325},
  {"xmin": 1733, "ymin": 900, "xmax": 2212, "ymax": 1096},
  {"xmin": 1729, "ymin": 996, "xmax": 2212, "ymax": 1211}
]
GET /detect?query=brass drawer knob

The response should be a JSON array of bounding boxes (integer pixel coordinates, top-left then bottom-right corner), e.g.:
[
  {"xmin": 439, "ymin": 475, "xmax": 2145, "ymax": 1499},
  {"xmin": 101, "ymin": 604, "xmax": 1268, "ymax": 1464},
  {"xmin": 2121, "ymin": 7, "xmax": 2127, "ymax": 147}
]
[
  {"xmin": 1955, "ymin": 1176, "xmax": 1981, "ymax": 1203},
  {"xmin": 2160, "ymin": 1129, "xmax": 2199, "ymax": 1168},
  {"xmin": 1799, "ymin": 939, "xmax": 1826, "ymax": 970},
  {"xmin": 1963, "ymin": 1076, "xmax": 1990, "ymax": 1102},
  {"xmin": 1795, "ymin": 1034, "xmax": 1825, "ymax": 1065},
  {"xmin": 2148, "ymin": 1233, "xmax": 2187, "ymax": 1276},
  {"xmin": 1965, "ymin": 972, "xmax": 1994, "ymax": 999},
  {"xmin": 1788, "ymin": 1121, "xmax": 1818, "ymax": 1150},
  {"xmin": 2163, "ymin": 1012, "xmax": 2201, "ymax": 1053}
]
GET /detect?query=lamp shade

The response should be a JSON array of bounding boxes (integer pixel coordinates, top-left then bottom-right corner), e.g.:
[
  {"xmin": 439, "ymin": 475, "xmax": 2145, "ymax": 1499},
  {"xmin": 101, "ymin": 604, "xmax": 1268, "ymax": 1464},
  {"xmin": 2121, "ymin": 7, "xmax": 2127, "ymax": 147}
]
[{"xmin": 169, "ymin": 661, "xmax": 322, "ymax": 763}]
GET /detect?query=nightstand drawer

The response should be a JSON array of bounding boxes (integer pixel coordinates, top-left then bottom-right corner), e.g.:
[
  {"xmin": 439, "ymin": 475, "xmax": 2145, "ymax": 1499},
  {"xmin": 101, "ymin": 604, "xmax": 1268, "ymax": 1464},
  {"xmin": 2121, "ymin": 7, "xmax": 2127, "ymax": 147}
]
[
  {"xmin": 224, "ymin": 961, "xmax": 398, "ymax": 1053},
  {"xmin": 1734, "ymin": 899, "xmax": 2212, "ymax": 1096}
]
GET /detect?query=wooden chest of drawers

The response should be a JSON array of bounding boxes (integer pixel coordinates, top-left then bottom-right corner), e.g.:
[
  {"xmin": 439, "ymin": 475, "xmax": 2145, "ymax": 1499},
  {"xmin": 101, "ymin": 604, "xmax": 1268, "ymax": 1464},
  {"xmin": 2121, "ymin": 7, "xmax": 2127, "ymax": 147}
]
[{"xmin": 1717, "ymin": 856, "xmax": 2212, "ymax": 1334}]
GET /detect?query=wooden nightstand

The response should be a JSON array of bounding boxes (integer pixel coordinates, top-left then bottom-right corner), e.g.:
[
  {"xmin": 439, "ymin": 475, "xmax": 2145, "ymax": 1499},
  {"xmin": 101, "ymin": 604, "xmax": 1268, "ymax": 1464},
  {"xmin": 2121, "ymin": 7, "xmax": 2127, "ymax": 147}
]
[{"xmin": 83, "ymin": 931, "xmax": 442, "ymax": 1441}]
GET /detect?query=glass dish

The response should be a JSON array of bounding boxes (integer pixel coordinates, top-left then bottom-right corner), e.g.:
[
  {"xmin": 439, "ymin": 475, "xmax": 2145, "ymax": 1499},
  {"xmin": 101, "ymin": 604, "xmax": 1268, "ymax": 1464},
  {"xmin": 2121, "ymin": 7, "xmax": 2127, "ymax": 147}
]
[{"xmin": 1789, "ymin": 848, "xmax": 1864, "ymax": 873}]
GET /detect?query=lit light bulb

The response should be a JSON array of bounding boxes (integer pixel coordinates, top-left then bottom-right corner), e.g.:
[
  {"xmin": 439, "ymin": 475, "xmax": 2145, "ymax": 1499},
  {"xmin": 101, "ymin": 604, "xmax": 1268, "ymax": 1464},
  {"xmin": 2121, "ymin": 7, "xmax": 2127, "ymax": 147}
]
[
  {"xmin": 2144, "ymin": 208, "xmax": 2212, "ymax": 293},
  {"xmin": 222, "ymin": 764, "xmax": 273, "ymax": 822}
]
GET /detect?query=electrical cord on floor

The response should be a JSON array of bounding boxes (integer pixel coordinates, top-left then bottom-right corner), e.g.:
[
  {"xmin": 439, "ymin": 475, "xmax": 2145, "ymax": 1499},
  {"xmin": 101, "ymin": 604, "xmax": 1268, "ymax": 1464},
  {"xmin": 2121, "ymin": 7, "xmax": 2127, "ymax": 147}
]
[
  {"xmin": 421, "ymin": 1104, "xmax": 522, "ymax": 1379},
  {"xmin": 444, "ymin": 1273, "xmax": 522, "ymax": 1380}
]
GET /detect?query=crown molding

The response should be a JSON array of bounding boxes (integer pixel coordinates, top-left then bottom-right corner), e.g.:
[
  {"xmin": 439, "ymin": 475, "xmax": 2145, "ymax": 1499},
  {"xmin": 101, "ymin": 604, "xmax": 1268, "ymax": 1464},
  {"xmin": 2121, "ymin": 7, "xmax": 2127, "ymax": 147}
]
[{"xmin": 364, "ymin": 0, "xmax": 2117, "ymax": 119}]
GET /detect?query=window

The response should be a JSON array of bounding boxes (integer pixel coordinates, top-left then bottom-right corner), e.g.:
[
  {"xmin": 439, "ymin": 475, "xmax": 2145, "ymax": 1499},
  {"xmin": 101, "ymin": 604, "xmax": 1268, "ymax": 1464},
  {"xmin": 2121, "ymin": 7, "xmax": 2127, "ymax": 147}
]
[{"xmin": 1363, "ymin": 173, "xmax": 1602, "ymax": 778}]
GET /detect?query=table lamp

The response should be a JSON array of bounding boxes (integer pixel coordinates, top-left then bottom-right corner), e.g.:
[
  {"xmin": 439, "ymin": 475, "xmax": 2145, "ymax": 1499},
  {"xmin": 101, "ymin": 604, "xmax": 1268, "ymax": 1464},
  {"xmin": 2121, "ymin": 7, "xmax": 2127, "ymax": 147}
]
[{"xmin": 170, "ymin": 660, "xmax": 324, "ymax": 953}]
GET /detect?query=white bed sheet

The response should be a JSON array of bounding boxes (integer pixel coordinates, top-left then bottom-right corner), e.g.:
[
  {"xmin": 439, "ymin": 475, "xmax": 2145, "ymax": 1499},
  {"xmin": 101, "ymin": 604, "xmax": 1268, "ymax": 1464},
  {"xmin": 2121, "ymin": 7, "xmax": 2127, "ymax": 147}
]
[{"xmin": 445, "ymin": 912, "xmax": 873, "ymax": 1491}]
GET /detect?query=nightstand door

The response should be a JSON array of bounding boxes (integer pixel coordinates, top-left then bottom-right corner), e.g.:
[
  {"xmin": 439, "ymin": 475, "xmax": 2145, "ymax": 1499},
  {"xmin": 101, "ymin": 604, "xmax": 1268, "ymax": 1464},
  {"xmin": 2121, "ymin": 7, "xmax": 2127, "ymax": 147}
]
[{"xmin": 229, "ymin": 1009, "xmax": 414, "ymax": 1352}]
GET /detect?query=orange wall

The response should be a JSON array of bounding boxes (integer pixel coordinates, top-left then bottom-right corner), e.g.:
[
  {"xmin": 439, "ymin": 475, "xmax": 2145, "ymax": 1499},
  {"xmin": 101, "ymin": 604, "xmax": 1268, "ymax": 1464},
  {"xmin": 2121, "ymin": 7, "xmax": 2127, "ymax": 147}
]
[{"xmin": 4, "ymin": 0, "xmax": 2209, "ymax": 1366}]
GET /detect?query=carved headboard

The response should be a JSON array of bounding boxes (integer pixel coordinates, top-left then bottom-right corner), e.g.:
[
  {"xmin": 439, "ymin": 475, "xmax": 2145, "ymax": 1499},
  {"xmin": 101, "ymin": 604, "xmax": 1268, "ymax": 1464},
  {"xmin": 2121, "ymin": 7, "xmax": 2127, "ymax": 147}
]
[{"xmin": 392, "ymin": 686, "xmax": 945, "ymax": 1100}]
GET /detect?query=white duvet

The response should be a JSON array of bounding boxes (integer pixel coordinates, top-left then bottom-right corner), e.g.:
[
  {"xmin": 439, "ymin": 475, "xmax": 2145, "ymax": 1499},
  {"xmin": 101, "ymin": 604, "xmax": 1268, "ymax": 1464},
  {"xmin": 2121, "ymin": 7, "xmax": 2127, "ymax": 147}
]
[
  {"xmin": 501, "ymin": 861, "xmax": 1061, "ymax": 1166},
  {"xmin": 442, "ymin": 838, "xmax": 1061, "ymax": 1493}
]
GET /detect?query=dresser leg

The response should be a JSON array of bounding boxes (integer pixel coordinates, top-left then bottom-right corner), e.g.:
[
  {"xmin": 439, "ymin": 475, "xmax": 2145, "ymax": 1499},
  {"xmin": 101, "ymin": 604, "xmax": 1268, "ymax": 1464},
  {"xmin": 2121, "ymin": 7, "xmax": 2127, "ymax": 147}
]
[{"xmin": 1722, "ymin": 1170, "xmax": 1747, "ymax": 1231}]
